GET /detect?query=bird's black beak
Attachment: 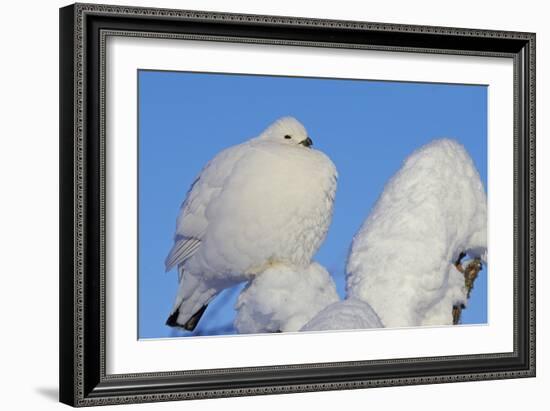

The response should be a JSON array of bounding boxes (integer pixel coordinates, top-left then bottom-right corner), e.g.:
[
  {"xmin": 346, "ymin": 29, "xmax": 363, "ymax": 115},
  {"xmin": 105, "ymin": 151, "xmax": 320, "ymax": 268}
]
[{"xmin": 300, "ymin": 137, "xmax": 313, "ymax": 148}]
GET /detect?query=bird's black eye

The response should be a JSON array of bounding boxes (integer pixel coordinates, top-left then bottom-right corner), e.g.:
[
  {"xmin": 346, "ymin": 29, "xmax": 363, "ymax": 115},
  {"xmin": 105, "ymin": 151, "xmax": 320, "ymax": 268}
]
[{"xmin": 284, "ymin": 134, "xmax": 292, "ymax": 139}]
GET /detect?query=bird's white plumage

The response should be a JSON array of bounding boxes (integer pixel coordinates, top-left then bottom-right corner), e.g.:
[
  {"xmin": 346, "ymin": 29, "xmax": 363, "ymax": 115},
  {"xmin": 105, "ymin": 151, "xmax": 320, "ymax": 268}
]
[
  {"xmin": 301, "ymin": 298, "xmax": 383, "ymax": 332},
  {"xmin": 346, "ymin": 139, "xmax": 487, "ymax": 328},
  {"xmin": 234, "ymin": 262, "xmax": 340, "ymax": 333},
  {"xmin": 165, "ymin": 117, "xmax": 337, "ymax": 329}
]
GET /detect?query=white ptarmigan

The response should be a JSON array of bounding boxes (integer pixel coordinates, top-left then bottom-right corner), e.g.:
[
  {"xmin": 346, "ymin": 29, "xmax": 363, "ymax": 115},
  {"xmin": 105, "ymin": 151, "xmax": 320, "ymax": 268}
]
[
  {"xmin": 164, "ymin": 117, "xmax": 338, "ymax": 331},
  {"xmin": 346, "ymin": 139, "xmax": 487, "ymax": 328}
]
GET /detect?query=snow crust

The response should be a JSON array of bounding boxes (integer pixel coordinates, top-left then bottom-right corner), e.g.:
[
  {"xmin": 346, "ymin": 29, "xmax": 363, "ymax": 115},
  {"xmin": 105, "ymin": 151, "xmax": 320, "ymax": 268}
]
[
  {"xmin": 234, "ymin": 262, "xmax": 340, "ymax": 333},
  {"xmin": 301, "ymin": 298, "xmax": 383, "ymax": 331}
]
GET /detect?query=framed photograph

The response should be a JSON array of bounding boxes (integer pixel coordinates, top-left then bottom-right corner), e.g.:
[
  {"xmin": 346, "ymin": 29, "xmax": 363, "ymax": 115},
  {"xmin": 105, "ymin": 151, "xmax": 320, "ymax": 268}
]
[{"xmin": 59, "ymin": 2, "xmax": 536, "ymax": 407}]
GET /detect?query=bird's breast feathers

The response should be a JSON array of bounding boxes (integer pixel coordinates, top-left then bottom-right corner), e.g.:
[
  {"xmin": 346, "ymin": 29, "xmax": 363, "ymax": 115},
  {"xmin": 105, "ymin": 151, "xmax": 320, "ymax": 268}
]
[{"xmin": 177, "ymin": 140, "xmax": 337, "ymax": 278}]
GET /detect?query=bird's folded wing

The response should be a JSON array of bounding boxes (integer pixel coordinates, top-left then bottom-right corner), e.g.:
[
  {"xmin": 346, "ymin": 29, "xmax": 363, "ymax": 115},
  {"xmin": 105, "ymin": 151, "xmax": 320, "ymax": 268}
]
[
  {"xmin": 165, "ymin": 143, "xmax": 251, "ymax": 273},
  {"xmin": 164, "ymin": 237, "xmax": 202, "ymax": 272}
]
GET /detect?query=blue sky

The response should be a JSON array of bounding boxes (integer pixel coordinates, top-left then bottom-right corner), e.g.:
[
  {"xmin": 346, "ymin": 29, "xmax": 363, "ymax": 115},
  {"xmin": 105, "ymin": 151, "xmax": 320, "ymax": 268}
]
[{"xmin": 138, "ymin": 70, "xmax": 488, "ymax": 339}]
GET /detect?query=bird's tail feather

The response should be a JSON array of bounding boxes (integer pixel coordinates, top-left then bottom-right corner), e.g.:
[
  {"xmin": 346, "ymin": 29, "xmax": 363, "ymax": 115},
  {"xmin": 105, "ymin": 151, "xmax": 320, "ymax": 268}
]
[
  {"xmin": 166, "ymin": 304, "xmax": 209, "ymax": 331},
  {"xmin": 165, "ymin": 270, "xmax": 218, "ymax": 331}
]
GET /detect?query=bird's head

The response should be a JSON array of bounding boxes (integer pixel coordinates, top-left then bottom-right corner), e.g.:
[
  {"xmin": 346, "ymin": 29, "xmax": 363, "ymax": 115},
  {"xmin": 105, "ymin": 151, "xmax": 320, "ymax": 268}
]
[{"xmin": 258, "ymin": 116, "xmax": 313, "ymax": 148}]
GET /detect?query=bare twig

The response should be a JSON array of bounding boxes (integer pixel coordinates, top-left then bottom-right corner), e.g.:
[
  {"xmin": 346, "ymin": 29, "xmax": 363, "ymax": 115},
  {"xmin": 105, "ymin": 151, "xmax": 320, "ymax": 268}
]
[{"xmin": 452, "ymin": 253, "xmax": 483, "ymax": 325}]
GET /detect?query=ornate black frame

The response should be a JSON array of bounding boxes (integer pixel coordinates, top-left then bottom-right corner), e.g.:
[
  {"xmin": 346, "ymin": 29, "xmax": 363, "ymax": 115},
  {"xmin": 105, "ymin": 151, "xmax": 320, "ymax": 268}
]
[{"xmin": 59, "ymin": 3, "xmax": 536, "ymax": 407}]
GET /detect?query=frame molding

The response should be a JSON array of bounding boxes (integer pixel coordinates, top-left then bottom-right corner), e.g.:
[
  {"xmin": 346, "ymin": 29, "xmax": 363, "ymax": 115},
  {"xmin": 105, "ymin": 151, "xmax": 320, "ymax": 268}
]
[{"xmin": 60, "ymin": 3, "xmax": 535, "ymax": 407}]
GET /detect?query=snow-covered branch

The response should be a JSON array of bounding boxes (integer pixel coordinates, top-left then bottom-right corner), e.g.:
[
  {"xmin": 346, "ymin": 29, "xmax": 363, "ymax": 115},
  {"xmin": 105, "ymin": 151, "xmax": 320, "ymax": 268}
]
[
  {"xmin": 346, "ymin": 139, "xmax": 487, "ymax": 327},
  {"xmin": 301, "ymin": 298, "xmax": 383, "ymax": 331},
  {"xmin": 234, "ymin": 262, "xmax": 339, "ymax": 333}
]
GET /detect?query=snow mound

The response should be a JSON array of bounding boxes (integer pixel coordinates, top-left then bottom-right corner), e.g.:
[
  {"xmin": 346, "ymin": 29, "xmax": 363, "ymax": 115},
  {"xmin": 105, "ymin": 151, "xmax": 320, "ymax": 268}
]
[
  {"xmin": 301, "ymin": 298, "xmax": 383, "ymax": 331},
  {"xmin": 346, "ymin": 139, "xmax": 487, "ymax": 327},
  {"xmin": 234, "ymin": 262, "xmax": 339, "ymax": 334}
]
